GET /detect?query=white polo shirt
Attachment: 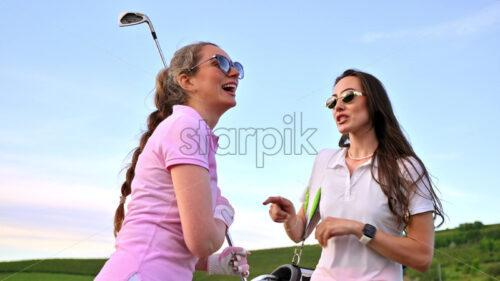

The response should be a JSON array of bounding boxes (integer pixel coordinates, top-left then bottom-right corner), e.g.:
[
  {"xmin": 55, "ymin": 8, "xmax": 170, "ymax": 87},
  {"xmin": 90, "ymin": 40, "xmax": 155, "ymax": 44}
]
[{"xmin": 300, "ymin": 148, "xmax": 434, "ymax": 281}]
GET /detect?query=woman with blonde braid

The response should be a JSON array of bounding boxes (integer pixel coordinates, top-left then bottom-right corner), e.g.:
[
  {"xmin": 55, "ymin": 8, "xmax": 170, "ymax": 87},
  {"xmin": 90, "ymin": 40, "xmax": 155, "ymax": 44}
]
[{"xmin": 96, "ymin": 42, "xmax": 250, "ymax": 281}]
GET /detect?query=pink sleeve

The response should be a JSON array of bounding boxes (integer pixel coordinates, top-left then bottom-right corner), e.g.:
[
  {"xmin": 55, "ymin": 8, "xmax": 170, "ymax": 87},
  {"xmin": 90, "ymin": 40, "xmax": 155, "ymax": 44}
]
[{"xmin": 161, "ymin": 115, "xmax": 214, "ymax": 171}]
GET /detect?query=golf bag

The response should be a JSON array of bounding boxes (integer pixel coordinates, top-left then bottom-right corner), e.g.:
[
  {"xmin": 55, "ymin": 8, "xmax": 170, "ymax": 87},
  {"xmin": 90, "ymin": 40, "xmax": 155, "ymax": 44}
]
[{"xmin": 250, "ymin": 263, "xmax": 314, "ymax": 281}]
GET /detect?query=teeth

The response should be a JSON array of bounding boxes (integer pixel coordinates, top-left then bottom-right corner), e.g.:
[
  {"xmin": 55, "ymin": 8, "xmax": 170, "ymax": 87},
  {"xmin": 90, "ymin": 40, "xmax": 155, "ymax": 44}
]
[{"xmin": 223, "ymin": 84, "xmax": 237, "ymax": 90}]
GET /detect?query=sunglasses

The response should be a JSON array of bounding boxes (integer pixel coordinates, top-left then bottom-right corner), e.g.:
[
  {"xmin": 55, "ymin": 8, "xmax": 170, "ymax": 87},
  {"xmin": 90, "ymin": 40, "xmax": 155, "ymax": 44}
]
[
  {"xmin": 326, "ymin": 90, "xmax": 365, "ymax": 109},
  {"xmin": 188, "ymin": 54, "xmax": 244, "ymax": 79}
]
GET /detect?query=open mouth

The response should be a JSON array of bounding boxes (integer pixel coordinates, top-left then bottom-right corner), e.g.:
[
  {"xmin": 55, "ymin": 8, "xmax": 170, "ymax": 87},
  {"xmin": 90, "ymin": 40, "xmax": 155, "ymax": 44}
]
[
  {"xmin": 222, "ymin": 83, "xmax": 237, "ymax": 94},
  {"xmin": 336, "ymin": 114, "xmax": 348, "ymax": 124}
]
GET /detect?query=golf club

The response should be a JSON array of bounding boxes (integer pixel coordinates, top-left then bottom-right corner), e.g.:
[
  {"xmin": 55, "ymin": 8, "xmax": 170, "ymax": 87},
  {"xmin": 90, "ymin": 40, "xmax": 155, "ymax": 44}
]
[
  {"xmin": 226, "ymin": 231, "xmax": 248, "ymax": 281},
  {"xmin": 118, "ymin": 11, "xmax": 167, "ymax": 68}
]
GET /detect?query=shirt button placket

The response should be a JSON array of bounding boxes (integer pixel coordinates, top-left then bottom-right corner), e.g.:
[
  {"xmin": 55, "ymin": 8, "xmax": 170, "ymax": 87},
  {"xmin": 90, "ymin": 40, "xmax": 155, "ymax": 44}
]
[{"xmin": 344, "ymin": 173, "xmax": 351, "ymax": 201}]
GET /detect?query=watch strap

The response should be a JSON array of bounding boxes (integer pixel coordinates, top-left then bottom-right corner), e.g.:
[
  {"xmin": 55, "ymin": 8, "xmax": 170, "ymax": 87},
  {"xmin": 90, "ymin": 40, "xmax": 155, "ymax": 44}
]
[
  {"xmin": 359, "ymin": 223, "xmax": 376, "ymax": 245},
  {"xmin": 359, "ymin": 234, "xmax": 372, "ymax": 245}
]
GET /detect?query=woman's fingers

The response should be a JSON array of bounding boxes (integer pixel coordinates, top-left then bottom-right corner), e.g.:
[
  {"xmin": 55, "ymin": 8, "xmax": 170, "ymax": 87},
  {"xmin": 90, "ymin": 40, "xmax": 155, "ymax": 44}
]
[
  {"xmin": 263, "ymin": 196, "xmax": 293, "ymax": 209},
  {"xmin": 263, "ymin": 196, "xmax": 287, "ymax": 206},
  {"xmin": 315, "ymin": 219, "xmax": 333, "ymax": 247},
  {"xmin": 265, "ymin": 197, "xmax": 286, "ymax": 220},
  {"xmin": 264, "ymin": 196, "xmax": 298, "ymax": 225},
  {"xmin": 315, "ymin": 217, "xmax": 356, "ymax": 247},
  {"xmin": 315, "ymin": 223, "xmax": 324, "ymax": 246},
  {"xmin": 269, "ymin": 204, "xmax": 289, "ymax": 222}
]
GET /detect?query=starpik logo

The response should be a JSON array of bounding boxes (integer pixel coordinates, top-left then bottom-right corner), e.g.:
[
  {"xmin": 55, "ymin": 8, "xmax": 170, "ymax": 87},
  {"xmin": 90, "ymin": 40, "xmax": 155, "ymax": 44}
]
[{"xmin": 179, "ymin": 112, "xmax": 318, "ymax": 168}]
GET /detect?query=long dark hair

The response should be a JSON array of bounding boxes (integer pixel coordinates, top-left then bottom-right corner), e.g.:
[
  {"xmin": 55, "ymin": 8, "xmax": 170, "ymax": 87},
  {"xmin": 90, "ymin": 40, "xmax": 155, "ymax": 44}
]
[
  {"xmin": 113, "ymin": 42, "xmax": 217, "ymax": 236},
  {"xmin": 336, "ymin": 69, "xmax": 444, "ymax": 227}
]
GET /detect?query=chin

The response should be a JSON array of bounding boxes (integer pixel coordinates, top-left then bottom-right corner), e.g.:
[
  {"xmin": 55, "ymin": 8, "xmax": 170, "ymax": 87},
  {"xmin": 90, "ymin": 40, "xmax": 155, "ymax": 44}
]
[
  {"xmin": 224, "ymin": 97, "xmax": 237, "ymax": 108},
  {"xmin": 336, "ymin": 125, "xmax": 350, "ymax": 135},
  {"xmin": 217, "ymin": 100, "xmax": 236, "ymax": 115}
]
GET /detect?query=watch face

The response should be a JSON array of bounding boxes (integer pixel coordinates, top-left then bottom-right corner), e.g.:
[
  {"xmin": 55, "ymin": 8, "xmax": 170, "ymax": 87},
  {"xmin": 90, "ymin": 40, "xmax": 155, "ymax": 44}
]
[{"xmin": 363, "ymin": 224, "xmax": 376, "ymax": 238}]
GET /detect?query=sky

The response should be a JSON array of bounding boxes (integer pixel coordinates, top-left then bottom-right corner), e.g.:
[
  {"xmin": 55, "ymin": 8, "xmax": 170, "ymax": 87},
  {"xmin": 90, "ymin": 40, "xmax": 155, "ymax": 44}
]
[{"xmin": 0, "ymin": 0, "xmax": 499, "ymax": 262}]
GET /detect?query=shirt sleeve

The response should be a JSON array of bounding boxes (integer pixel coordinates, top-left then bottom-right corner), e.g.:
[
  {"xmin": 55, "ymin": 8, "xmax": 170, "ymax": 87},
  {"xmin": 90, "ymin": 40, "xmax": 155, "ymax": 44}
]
[
  {"xmin": 299, "ymin": 149, "xmax": 331, "ymax": 203},
  {"xmin": 299, "ymin": 153, "xmax": 320, "ymax": 204},
  {"xmin": 160, "ymin": 115, "xmax": 214, "ymax": 171},
  {"xmin": 402, "ymin": 157, "xmax": 435, "ymax": 215}
]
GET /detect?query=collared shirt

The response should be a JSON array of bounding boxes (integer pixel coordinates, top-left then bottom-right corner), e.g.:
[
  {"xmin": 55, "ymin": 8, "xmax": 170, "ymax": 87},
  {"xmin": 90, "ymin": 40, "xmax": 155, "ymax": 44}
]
[
  {"xmin": 301, "ymin": 148, "xmax": 434, "ymax": 281},
  {"xmin": 96, "ymin": 105, "xmax": 220, "ymax": 281}
]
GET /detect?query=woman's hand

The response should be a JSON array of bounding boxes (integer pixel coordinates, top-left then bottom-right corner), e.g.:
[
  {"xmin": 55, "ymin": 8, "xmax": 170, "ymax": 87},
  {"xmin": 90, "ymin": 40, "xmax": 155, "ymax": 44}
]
[
  {"xmin": 263, "ymin": 196, "xmax": 306, "ymax": 243},
  {"xmin": 315, "ymin": 217, "xmax": 363, "ymax": 247},
  {"xmin": 263, "ymin": 196, "xmax": 296, "ymax": 223},
  {"xmin": 207, "ymin": 246, "xmax": 251, "ymax": 277},
  {"xmin": 213, "ymin": 193, "xmax": 234, "ymax": 228}
]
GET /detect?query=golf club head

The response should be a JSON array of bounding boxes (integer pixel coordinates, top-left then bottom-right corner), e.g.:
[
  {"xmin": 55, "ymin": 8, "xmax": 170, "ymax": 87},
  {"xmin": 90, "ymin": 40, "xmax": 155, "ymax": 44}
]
[
  {"xmin": 118, "ymin": 12, "xmax": 151, "ymax": 27},
  {"xmin": 118, "ymin": 11, "xmax": 166, "ymax": 67}
]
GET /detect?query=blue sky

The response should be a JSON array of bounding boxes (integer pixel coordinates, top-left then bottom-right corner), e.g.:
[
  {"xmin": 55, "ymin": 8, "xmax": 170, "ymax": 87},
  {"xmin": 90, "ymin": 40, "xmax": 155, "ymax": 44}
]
[{"xmin": 0, "ymin": 0, "xmax": 499, "ymax": 261}]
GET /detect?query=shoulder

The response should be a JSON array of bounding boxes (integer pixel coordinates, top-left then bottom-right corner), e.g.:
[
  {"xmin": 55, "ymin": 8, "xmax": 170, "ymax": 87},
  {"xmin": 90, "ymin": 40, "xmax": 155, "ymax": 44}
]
[
  {"xmin": 397, "ymin": 156, "xmax": 425, "ymax": 177},
  {"xmin": 159, "ymin": 113, "xmax": 205, "ymax": 133},
  {"xmin": 314, "ymin": 148, "xmax": 343, "ymax": 166},
  {"xmin": 154, "ymin": 113, "xmax": 212, "ymax": 147}
]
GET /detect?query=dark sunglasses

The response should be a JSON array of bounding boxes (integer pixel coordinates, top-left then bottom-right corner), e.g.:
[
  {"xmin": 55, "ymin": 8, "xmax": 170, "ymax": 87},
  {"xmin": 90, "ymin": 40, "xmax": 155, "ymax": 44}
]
[
  {"xmin": 326, "ymin": 90, "xmax": 365, "ymax": 109},
  {"xmin": 188, "ymin": 54, "xmax": 244, "ymax": 79}
]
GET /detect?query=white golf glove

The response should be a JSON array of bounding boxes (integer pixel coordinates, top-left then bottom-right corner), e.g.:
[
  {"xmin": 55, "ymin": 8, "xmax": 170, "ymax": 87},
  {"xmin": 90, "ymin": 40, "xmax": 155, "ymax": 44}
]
[
  {"xmin": 207, "ymin": 246, "xmax": 250, "ymax": 277},
  {"xmin": 213, "ymin": 191, "xmax": 234, "ymax": 228}
]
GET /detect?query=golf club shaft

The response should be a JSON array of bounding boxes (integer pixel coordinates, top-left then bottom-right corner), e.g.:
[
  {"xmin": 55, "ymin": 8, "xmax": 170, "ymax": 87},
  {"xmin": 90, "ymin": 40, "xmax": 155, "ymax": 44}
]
[
  {"xmin": 153, "ymin": 37, "xmax": 167, "ymax": 68},
  {"xmin": 226, "ymin": 231, "xmax": 247, "ymax": 281},
  {"xmin": 145, "ymin": 21, "xmax": 167, "ymax": 68}
]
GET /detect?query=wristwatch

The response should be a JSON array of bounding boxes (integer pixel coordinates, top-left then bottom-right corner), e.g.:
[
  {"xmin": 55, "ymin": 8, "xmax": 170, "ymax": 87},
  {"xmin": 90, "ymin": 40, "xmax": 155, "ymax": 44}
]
[{"xmin": 359, "ymin": 224, "xmax": 376, "ymax": 245}]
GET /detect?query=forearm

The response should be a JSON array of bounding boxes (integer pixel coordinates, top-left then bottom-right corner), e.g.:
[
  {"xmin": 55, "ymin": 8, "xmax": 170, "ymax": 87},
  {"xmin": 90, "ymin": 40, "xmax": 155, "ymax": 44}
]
[
  {"xmin": 355, "ymin": 213, "xmax": 435, "ymax": 272},
  {"xmin": 187, "ymin": 219, "xmax": 227, "ymax": 259},
  {"xmin": 171, "ymin": 165, "xmax": 228, "ymax": 259},
  {"xmin": 195, "ymin": 256, "xmax": 208, "ymax": 271},
  {"xmin": 366, "ymin": 229, "xmax": 433, "ymax": 272},
  {"xmin": 284, "ymin": 214, "xmax": 306, "ymax": 243}
]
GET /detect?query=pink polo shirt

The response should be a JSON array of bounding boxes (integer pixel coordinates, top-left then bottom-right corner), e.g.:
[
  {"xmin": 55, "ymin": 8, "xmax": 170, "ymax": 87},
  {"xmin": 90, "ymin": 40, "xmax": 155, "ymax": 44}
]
[{"xmin": 95, "ymin": 105, "xmax": 220, "ymax": 281}]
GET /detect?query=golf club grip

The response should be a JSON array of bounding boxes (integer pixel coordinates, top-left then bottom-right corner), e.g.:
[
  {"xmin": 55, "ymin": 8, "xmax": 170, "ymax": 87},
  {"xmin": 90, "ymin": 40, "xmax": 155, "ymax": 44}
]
[{"xmin": 225, "ymin": 231, "xmax": 247, "ymax": 281}]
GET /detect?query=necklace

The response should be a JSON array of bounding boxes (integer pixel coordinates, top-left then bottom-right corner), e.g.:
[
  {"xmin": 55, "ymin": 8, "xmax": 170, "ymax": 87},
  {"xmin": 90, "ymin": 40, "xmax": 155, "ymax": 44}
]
[{"xmin": 347, "ymin": 149, "xmax": 374, "ymax": 160}]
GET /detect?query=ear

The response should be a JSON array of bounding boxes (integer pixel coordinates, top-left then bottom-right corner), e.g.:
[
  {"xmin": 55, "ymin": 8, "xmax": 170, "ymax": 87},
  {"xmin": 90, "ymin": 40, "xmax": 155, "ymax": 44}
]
[{"xmin": 178, "ymin": 73, "xmax": 197, "ymax": 93}]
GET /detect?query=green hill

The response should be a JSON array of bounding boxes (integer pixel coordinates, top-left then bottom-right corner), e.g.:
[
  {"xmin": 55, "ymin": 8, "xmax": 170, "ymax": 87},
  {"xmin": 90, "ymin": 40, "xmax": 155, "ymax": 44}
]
[{"xmin": 1, "ymin": 222, "xmax": 499, "ymax": 281}]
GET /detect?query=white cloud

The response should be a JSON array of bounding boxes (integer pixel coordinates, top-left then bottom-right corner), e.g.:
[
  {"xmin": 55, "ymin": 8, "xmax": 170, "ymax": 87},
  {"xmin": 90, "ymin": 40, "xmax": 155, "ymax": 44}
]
[
  {"xmin": 0, "ymin": 224, "xmax": 114, "ymax": 261},
  {"xmin": 361, "ymin": 2, "xmax": 500, "ymax": 42},
  {"xmin": 0, "ymin": 168, "xmax": 117, "ymax": 212},
  {"xmin": 0, "ymin": 166, "xmax": 118, "ymax": 260}
]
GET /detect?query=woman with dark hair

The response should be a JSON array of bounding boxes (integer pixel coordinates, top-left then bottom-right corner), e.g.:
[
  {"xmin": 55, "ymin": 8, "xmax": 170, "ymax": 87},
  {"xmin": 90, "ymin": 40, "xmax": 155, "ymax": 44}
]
[
  {"xmin": 96, "ymin": 42, "xmax": 250, "ymax": 281},
  {"xmin": 264, "ymin": 69, "xmax": 444, "ymax": 280}
]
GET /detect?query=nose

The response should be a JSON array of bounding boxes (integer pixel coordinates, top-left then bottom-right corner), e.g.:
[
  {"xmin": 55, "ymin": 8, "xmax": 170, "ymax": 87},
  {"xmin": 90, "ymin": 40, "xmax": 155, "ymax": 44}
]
[
  {"xmin": 334, "ymin": 100, "xmax": 345, "ymax": 112},
  {"xmin": 227, "ymin": 65, "xmax": 242, "ymax": 79}
]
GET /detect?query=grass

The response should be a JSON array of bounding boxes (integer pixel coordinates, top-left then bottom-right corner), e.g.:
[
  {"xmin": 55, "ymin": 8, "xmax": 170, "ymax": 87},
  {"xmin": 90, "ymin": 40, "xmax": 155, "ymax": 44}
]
[
  {"xmin": 0, "ymin": 259, "xmax": 104, "ymax": 276},
  {"xmin": 0, "ymin": 272, "xmax": 93, "ymax": 281},
  {"xmin": 1, "ymin": 223, "xmax": 499, "ymax": 281}
]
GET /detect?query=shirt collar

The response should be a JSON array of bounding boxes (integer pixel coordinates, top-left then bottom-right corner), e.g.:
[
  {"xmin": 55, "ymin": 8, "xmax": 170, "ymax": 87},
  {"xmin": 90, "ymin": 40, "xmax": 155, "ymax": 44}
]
[
  {"xmin": 173, "ymin": 104, "xmax": 203, "ymax": 120},
  {"xmin": 172, "ymin": 104, "xmax": 219, "ymax": 143},
  {"xmin": 327, "ymin": 148, "xmax": 347, "ymax": 169}
]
